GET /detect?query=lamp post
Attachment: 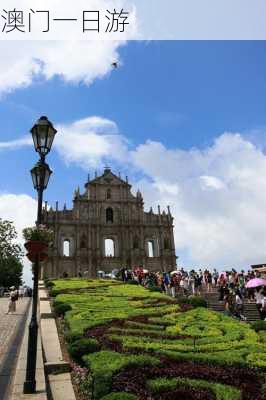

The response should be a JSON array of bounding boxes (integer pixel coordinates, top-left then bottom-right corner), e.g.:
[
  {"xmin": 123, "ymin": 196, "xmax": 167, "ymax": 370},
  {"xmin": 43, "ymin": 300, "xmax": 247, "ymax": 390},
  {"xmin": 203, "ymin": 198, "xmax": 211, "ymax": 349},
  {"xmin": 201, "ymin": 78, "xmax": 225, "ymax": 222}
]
[{"xmin": 23, "ymin": 116, "xmax": 57, "ymax": 394}]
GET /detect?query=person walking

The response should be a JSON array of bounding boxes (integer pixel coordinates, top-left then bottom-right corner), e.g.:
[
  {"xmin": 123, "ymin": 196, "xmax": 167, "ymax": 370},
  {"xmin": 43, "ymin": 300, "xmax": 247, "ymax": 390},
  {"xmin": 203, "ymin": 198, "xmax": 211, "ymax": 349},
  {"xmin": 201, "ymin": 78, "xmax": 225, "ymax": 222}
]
[
  {"xmin": 183, "ymin": 275, "xmax": 189, "ymax": 295},
  {"xmin": 121, "ymin": 267, "xmax": 126, "ymax": 282},
  {"xmin": 189, "ymin": 271, "xmax": 195, "ymax": 295},
  {"xmin": 213, "ymin": 269, "xmax": 219, "ymax": 286},
  {"xmin": 203, "ymin": 269, "xmax": 209, "ymax": 288},
  {"xmin": 6, "ymin": 286, "xmax": 18, "ymax": 314},
  {"xmin": 163, "ymin": 272, "xmax": 170, "ymax": 295},
  {"xmin": 195, "ymin": 273, "xmax": 202, "ymax": 295},
  {"xmin": 207, "ymin": 271, "xmax": 212, "ymax": 292},
  {"xmin": 170, "ymin": 275, "xmax": 177, "ymax": 298},
  {"xmin": 255, "ymin": 288, "xmax": 264, "ymax": 318},
  {"xmin": 235, "ymin": 289, "xmax": 245, "ymax": 319}
]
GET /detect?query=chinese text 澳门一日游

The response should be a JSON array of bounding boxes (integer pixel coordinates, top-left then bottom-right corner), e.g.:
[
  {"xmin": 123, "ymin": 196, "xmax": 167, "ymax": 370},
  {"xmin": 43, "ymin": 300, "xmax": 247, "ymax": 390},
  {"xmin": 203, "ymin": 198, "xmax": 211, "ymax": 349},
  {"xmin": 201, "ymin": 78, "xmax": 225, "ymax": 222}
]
[{"xmin": 1, "ymin": 8, "xmax": 130, "ymax": 34}]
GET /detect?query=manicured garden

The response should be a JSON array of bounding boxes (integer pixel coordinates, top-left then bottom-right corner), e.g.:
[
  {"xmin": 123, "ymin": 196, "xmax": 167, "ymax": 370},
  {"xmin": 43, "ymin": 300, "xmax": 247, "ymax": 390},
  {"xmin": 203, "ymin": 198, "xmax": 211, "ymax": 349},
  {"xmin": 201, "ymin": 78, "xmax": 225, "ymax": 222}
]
[{"xmin": 48, "ymin": 278, "xmax": 266, "ymax": 400}]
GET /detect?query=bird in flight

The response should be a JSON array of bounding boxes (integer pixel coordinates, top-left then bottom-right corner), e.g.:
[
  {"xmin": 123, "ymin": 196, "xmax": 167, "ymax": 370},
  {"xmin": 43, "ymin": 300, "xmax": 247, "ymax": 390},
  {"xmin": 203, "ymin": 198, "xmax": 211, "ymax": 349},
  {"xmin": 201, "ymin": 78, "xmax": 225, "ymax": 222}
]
[{"xmin": 112, "ymin": 62, "xmax": 118, "ymax": 69}]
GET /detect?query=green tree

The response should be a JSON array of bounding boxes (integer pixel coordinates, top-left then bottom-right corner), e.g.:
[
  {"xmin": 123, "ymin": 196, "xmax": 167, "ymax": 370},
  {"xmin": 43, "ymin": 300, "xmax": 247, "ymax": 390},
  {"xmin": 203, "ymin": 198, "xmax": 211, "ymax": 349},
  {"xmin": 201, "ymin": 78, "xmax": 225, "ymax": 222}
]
[
  {"xmin": 0, "ymin": 219, "xmax": 23, "ymax": 288},
  {"xmin": 0, "ymin": 256, "xmax": 23, "ymax": 288}
]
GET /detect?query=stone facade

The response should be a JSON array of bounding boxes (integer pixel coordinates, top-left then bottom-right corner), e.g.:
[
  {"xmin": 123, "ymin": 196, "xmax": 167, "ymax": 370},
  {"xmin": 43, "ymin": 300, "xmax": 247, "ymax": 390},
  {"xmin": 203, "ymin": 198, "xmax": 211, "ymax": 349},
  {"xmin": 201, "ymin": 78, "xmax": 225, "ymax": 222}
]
[{"xmin": 41, "ymin": 168, "xmax": 177, "ymax": 278}]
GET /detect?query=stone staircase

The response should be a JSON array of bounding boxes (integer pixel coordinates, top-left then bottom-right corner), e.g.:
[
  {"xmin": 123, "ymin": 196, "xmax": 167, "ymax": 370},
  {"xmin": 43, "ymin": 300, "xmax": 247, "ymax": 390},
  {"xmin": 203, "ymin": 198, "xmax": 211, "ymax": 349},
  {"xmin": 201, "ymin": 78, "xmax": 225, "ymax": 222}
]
[{"xmin": 204, "ymin": 290, "xmax": 261, "ymax": 322}]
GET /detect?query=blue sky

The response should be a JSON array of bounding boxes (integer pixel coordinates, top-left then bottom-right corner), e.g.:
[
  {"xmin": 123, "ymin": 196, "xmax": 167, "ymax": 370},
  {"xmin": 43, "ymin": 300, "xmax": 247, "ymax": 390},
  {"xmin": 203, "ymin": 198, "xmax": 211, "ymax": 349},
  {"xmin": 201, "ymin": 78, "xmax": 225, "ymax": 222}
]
[{"xmin": 1, "ymin": 40, "xmax": 266, "ymax": 277}]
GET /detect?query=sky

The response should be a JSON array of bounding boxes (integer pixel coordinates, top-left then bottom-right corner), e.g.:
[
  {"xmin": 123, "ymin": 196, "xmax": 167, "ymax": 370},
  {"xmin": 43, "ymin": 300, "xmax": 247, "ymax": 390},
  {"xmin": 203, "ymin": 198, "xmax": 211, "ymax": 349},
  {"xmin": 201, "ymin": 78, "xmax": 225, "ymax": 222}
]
[{"xmin": 1, "ymin": 40, "xmax": 266, "ymax": 284}]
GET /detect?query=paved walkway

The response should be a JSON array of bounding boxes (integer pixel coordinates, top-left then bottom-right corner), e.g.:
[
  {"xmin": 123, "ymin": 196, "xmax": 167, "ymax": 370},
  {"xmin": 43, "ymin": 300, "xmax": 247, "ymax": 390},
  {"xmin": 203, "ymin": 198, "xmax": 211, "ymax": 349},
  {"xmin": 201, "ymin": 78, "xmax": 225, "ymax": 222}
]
[{"xmin": 0, "ymin": 298, "xmax": 30, "ymax": 399}]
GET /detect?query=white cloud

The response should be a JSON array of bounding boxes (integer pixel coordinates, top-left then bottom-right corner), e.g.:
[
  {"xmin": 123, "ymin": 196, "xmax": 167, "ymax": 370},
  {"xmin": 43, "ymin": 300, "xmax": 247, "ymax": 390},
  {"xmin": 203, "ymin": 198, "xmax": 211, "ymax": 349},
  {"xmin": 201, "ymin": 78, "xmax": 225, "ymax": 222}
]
[
  {"xmin": 0, "ymin": 137, "xmax": 32, "ymax": 150},
  {"xmin": 0, "ymin": 40, "xmax": 126, "ymax": 96},
  {"xmin": 55, "ymin": 116, "xmax": 129, "ymax": 169},
  {"xmin": 0, "ymin": 194, "xmax": 37, "ymax": 285},
  {"xmin": 131, "ymin": 133, "xmax": 266, "ymax": 268},
  {"xmin": 0, "ymin": 116, "xmax": 128, "ymax": 169},
  {"xmin": 200, "ymin": 176, "xmax": 226, "ymax": 191}
]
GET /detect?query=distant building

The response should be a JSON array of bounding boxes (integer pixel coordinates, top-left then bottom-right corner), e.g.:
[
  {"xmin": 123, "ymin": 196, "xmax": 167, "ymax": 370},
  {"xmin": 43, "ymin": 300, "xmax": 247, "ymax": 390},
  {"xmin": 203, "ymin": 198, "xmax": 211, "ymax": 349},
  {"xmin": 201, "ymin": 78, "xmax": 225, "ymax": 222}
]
[
  {"xmin": 251, "ymin": 264, "xmax": 266, "ymax": 272},
  {"xmin": 41, "ymin": 168, "xmax": 177, "ymax": 278}
]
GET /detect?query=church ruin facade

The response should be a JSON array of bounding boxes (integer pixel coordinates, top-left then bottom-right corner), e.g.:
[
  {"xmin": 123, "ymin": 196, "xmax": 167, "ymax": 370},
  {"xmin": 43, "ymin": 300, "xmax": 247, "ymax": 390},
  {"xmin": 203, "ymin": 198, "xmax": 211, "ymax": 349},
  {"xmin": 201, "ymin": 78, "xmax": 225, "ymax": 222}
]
[{"xmin": 42, "ymin": 168, "xmax": 177, "ymax": 278}]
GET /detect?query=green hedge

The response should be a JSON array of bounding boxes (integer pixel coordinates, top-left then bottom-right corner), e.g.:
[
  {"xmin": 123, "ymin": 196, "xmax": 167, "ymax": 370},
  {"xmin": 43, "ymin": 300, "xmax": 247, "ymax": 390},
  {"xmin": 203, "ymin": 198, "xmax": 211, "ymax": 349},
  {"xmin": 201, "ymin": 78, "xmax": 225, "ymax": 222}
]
[
  {"xmin": 178, "ymin": 295, "xmax": 207, "ymax": 308},
  {"xmin": 53, "ymin": 302, "xmax": 72, "ymax": 317},
  {"xmin": 251, "ymin": 320, "xmax": 266, "ymax": 332},
  {"xmin": 149, "ymin": 286, "xmax": 162, "ymax": 293},
  {"xmin": 147, "ymin": 377, "xmax": 241, "ymax": 400},
  {"xmin": 45, "ymin": 280, "xmax": 55, "ymax": 289},
  {"xmin": 68, "ymin": 338, "xmax": 100, "ymax": 363},
  {"xmin": 64, "ymin": 331, "xmax": 83, "ymax": 344},
  {"xmin": 100, "ymin": 393, "xmax": 137, "ymax": 400},
  {"xmin": 126, "ymin": 279, "xmax": 139, "ymax": 285},
  {"xmin": 49, "ymin": 288, "xmax": 61, "ymax": 297},
  {"xmin": 84, "ymin": 351, "xmax": 160, "ymax": 399}
]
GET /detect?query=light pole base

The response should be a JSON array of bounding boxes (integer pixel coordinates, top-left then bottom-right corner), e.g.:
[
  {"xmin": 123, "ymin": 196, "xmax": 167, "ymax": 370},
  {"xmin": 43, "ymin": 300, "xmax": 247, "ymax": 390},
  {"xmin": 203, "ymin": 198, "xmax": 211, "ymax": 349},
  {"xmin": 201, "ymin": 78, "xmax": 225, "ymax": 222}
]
[{"xmin": 23, "ymin": 379, "xmax": 36, "ymax": 394}]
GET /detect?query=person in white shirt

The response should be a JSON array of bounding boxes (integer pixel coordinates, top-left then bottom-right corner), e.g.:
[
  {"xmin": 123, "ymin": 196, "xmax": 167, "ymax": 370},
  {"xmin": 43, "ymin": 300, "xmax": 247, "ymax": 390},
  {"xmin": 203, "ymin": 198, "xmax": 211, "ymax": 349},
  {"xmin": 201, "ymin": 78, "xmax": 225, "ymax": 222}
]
[
  {"xmin": 6, "ymin": 287, "xmax": 18, "ymax": 314},
  {"xmin": 255, "ymin": 288, "xmax": 264, "ymax": 317},
  {"xmin": 260, "ymin": 291, "xmax": 266, "ymax": 320}
]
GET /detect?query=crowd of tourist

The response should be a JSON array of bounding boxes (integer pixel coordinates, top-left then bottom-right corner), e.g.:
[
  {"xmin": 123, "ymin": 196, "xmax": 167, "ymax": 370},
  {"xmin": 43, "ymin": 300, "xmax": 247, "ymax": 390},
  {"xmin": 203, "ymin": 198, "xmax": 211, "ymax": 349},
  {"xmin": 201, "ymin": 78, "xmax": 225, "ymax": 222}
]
[{"xmin": 119, "ymin": 266, "xmax": 266, "ymax": 320}]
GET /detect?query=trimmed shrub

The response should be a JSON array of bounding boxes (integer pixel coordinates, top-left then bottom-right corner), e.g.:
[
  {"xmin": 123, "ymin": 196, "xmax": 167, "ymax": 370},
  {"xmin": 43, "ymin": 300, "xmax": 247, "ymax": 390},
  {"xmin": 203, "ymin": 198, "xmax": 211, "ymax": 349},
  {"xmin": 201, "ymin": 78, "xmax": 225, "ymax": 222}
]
[
  {"xmin": 190, "ymin": 296, "xmax": 207, "ymax": 308},
  {"xmin": 49, "ymin": 288, "xmax": 60, "ymax": 297},
  {"xmin": 68, "ymin": 338, "xmax": 100, "ymax": 363},
  {"xmin": 251, "ymin": 320, "xmax": 266, "ymax": 332},
  {"xmin": 54, "ymin": 302, "xmax": 72, "ymax": 317},
  {"xmin": 149, "ymin": 286, "xmax": 162, "ymax": 293},
  {"xmin": 246, "ymin": 352, "xmax": 266, "ymax": 368},
  {"xmin": 178, "ymin": 295, "xmax": 207, "ymax": 308},
  {"xmin": 45, "ymin": 280, "xmax": 55, "ymax": 289},
  {"xmin": 258, "ymin": 331, "xmax": 266, "ymax": 343},
  {"xmin": 126, "ymin": 279, "xmax": 139, "ymax": 285},
  {"xmin": 147, "ymin": 377, "xmax": 241, "ymax": 400},
  {"xmin": 64, "ymin": 331, "xmax": 83, "ymax": 344},
  {"xmin": 100, "ymin": 393, "xmax": 137, "ymax": 400},
  {"xmin": 84, "ymin": 350, "xmax": 160, "ymax": 399}
]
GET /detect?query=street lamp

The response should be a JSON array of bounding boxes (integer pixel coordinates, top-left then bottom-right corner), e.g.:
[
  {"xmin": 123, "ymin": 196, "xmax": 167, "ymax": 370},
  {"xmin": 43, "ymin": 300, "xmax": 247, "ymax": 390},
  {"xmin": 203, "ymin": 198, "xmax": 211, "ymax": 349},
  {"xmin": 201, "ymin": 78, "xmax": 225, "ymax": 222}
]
[
  {"xmin": 31, "ymin": 115, "xmax": 57, "ymax": 156},
  {"xmin": 31, "ymin": 161, "xmax": 52, "ymax": 190},
  {"xmin": 24, "ymin": 116, "xmax": 56, "ymax": 394}
]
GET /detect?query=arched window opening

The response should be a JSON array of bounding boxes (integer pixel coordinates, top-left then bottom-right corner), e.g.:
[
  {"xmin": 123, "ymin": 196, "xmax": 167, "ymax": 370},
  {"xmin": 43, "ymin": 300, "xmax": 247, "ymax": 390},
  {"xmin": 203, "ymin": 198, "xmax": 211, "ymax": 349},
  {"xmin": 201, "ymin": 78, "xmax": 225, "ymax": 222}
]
[
  {"xmin": 106, "ymin": 189, "xmax": 111, "ymax": 199},
  {"xmin": 80, "ymin": 235, "xmax": 87, "ymax": 249},
  {"xmin": 148, "ymin": 241, "xmax": 155, "ymax": 258},
  {"xmin": 106, "ymin": 207, "xmax": 114, "ymax": 223},
  {"xmin": 164, "ymin": 237, "xmax": 170, "ymax": 250},
  {"xmin": 133, "ymin": 236, "xmax": 139, "ymax": 249},
  {"xmin": 63, "ymin": 240, "xmax": 70, "ymax": 257},
  {"xmin": 105, "ymin": 239, "xmax": 115, "ymax": 257}
]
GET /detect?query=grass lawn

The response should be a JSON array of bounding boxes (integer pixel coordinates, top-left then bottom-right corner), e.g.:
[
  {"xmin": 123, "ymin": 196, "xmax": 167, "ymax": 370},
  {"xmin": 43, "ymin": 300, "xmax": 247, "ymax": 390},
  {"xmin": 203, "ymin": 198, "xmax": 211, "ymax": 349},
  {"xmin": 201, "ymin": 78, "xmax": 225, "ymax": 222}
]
[{"xmin": 50, "ymin": 278, "xmax": 266, "ymax": 400}]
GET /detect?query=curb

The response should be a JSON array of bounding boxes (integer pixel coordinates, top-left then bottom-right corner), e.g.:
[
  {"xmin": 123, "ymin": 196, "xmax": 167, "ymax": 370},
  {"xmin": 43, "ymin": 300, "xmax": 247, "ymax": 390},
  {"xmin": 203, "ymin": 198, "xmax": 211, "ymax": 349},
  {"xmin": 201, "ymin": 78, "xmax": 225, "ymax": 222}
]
[{"xmin": 39, "ymin": 282, "xmax": 76, "ymax": 400}]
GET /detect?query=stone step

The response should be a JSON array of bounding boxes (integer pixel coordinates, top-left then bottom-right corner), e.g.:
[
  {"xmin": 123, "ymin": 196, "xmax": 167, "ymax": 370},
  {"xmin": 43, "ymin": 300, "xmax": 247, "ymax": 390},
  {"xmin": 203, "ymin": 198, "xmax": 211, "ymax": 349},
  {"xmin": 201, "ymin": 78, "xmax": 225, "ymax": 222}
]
[
  {"xmin": 208, "ymin": 303, "xmax": 261, "ymax": 322},
  {"xmin": 208, "ymin": 306, "xmax": 225, "ymax": 309}
]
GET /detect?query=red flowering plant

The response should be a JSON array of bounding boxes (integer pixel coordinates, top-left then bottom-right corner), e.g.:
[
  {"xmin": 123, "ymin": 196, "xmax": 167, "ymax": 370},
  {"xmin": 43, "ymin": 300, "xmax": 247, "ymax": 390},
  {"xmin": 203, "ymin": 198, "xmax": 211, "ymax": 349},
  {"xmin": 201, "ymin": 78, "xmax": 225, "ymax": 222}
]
[{"xmin": 23, "ymin": 225, "xmax": 53, "ymax": 262}]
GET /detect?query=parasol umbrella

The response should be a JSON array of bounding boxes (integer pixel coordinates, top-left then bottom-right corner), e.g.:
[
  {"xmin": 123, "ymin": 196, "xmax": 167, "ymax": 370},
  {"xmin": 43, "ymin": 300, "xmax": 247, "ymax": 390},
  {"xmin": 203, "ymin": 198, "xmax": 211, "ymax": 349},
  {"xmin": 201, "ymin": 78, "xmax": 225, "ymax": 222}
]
[{"xmin": 245, "ymin": 278, "xmax": 266, "ymax": 288}]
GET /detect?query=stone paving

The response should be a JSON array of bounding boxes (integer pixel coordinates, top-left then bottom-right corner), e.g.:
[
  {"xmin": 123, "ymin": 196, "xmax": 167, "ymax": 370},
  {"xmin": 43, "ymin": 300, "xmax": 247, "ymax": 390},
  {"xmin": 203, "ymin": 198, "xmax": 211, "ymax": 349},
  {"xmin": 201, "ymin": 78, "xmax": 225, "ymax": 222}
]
[{"xmin": 0, "ymin": 298, "xmax": 30, "ymax": 399}]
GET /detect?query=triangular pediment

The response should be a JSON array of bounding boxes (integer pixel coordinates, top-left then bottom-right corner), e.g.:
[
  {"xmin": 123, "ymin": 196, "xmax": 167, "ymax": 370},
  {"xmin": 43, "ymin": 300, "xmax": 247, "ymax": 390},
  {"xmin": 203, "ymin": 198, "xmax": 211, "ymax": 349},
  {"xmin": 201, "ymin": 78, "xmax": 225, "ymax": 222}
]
[{"xmin": 89, "ymin": 169, "xmax": 130, "ymax": 186}]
